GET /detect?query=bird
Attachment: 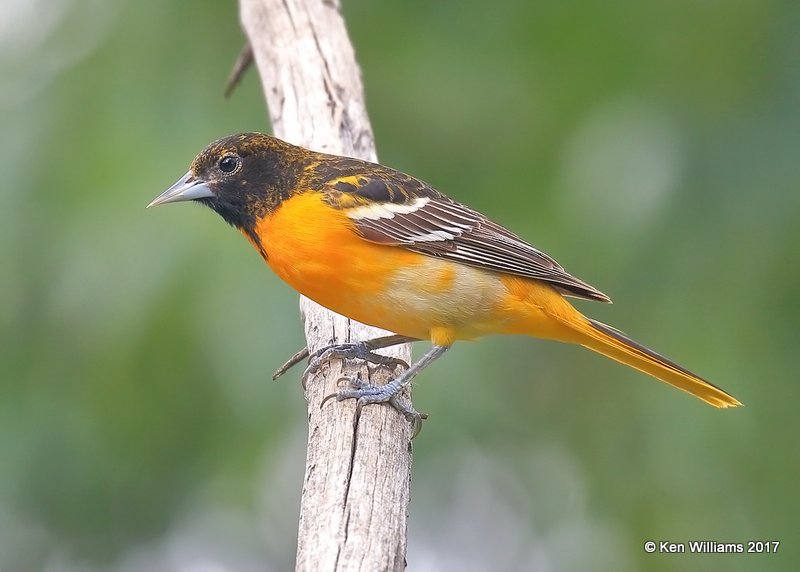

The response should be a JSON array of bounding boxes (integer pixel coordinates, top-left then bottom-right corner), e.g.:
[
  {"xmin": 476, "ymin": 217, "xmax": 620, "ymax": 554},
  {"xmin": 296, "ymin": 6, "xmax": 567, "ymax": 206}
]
[{"xmin": 148, "ymin": 132, "xmax": 741, "ymax": 425}]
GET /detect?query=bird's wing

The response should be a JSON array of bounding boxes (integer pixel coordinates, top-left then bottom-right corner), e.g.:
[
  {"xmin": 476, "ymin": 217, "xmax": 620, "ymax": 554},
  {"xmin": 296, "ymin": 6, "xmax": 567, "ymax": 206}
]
[{"xmin": 317, "ymin": 163, "xmax": 610, "ymax": 303}]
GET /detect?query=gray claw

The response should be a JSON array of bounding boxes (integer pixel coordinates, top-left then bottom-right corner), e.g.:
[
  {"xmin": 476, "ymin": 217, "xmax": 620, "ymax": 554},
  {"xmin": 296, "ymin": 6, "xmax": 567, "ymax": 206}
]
[
  {"xmin": 303, "ymin": 342, "xmax": 408, "ymax": 383},
  {"xmin": 321, "ymin": 374, "xmax": 427, "ymax": 437}
]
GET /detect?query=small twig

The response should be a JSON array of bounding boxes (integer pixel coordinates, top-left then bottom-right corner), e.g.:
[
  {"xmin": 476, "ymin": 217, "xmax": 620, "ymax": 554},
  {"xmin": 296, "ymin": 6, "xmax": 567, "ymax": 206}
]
[
  {"xmin": 224, "ymin": 42, "xmax": 254, "ymax": 98},
  {"xmin": 273, "ymin": 346, "xmax": 310, "ymax": 380}
]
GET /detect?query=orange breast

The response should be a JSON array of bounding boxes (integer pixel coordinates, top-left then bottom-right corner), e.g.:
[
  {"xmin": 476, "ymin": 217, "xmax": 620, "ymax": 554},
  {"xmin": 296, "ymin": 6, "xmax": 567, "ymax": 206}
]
[{"xmin": 250, "ymin": 192, "xmax": 430, "ymax": 338}]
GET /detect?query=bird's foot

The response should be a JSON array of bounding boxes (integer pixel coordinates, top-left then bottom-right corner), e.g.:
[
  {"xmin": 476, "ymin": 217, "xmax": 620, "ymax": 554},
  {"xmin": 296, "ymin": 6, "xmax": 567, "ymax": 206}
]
[
  {"xmin": 274, "ymin": 336, "xmax": 427, "ymax": 435},
  {"xmin": 273, "ymin": 335, "xmax": 415, "ymax": 381},
  {"xmin": 302, "ymin": 342, "xmax": 409, "ymax": 382},
  {"xmin": 322, "ymin": 374, "xmax": 428, "ymax": 438}
]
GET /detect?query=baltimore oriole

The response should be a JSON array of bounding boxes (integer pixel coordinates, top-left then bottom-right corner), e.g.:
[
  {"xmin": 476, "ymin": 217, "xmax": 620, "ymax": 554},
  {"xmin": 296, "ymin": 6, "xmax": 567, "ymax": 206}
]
[{"xmin": 148, "ymin": 133, "xmax": 741, "ymax": 423}]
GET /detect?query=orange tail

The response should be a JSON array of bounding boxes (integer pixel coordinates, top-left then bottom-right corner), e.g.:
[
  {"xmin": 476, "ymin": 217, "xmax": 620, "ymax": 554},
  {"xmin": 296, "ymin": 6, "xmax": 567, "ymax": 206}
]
[{"xmin": 572, "ymin": 318, "xmax": 741, "ymax": 408}]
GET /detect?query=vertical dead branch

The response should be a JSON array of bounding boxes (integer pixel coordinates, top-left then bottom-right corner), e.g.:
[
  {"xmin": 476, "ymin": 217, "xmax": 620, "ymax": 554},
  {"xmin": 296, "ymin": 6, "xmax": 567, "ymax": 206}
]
[{"xmin": 238, "ymin": 1, "xmax": 414, "ymax": 570}]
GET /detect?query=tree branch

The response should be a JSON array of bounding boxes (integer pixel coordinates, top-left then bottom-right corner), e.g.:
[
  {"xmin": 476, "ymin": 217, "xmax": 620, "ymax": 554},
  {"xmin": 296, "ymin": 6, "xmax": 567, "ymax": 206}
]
[{"xmin": 238, "ymin": 1, "xmax": 414, "ymax": 570}]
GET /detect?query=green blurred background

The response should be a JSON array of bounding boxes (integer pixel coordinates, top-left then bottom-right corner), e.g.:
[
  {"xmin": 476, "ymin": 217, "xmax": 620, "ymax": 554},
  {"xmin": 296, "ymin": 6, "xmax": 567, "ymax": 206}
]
[{"xmin": 2, "ymin": 0, "xmax": 798, "ymax": 570}]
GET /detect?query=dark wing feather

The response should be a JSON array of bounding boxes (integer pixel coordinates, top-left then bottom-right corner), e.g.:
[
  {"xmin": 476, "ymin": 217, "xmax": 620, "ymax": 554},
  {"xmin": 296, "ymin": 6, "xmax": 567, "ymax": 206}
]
[{"xmin": 317, "ymin": 161, "xmax": 610, "ymax": 303}]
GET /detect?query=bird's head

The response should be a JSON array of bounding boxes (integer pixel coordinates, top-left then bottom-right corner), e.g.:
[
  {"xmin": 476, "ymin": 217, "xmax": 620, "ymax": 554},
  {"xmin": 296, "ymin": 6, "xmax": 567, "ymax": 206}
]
[{"xmin": 148, "ymin": 133, "xmax": 308, "ymax": 233}]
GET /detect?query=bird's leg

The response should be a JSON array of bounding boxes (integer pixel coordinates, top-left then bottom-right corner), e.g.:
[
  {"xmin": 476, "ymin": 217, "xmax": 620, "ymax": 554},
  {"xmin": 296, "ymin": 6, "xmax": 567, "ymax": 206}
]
[
  {"xmin": 323, "ymin": 344, "xmax": 451, "ymax": 435},
  {"xmin": 273, "ymin": 334, "xmax": 416, "ymax": 381}
]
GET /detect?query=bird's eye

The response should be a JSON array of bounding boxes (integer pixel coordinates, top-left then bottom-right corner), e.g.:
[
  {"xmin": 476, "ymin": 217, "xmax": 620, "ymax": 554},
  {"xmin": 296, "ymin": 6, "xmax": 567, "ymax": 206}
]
[{"xmin": 218, "ymin": 155, "xmax": 240, "ymax": 174}]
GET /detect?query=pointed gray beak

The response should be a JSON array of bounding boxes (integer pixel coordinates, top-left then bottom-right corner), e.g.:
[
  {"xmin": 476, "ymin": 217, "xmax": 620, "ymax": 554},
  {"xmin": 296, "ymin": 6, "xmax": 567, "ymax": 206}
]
[{"xmin": 147, "ymin": 171, "xmax": 214, "ymax": 208}]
